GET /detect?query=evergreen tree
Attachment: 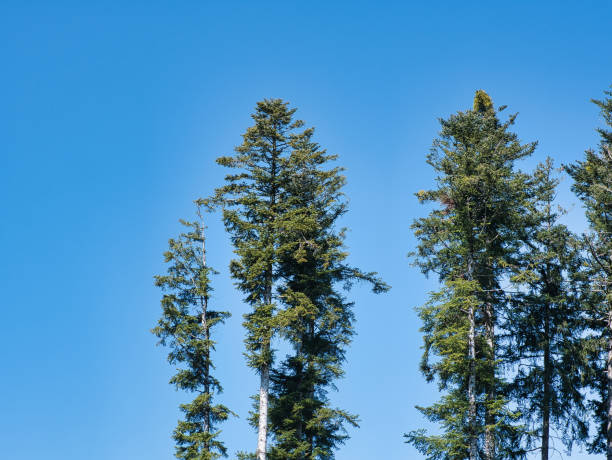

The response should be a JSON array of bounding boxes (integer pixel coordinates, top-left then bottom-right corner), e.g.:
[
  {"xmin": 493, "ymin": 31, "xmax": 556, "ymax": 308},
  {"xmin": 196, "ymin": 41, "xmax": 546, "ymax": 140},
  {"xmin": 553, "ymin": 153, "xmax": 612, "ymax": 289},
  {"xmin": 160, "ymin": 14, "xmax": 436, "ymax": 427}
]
[
  {"xmin": 566, "ymin": 86, "xmax": 612, "ymax": 458},
  {"xmin": 206, "ymin": 99, "xmax": 387, "ymax": 459},
  {"xmin": 203, "ymin": 99, "xmax": 305, "ymax": 460},
  {"xmin": 153, "ymin": 216, "xmax": 232, "ymax": 460},
  {"xmin": 505, "ymin": 159, "xmax": 588, "ymax": 459},
  {"xmin": 267, "ymin": 118, "xmax": 388, "ymax": 459},
  {"xmin": 406, "ymin": 90, "xmax": 535, "ymax": 460}
]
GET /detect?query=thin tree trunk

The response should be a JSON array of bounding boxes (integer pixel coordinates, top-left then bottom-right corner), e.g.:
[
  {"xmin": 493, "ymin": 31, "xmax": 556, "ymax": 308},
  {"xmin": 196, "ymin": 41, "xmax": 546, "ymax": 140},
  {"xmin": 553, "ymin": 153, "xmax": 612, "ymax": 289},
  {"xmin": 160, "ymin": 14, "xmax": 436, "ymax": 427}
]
[
  {"xmin": 484, "ymin": 302, "xmax": 495, "ymax": 460},
  {"xmin": 296, "ymin": 337, "xmax": 304, "ymax": 460},
  {"xmin": 607, "ymin": 306, "xmax": 612, "ymax": 460},
  {"xmin": 256, "ymin": 337, "xmax": 271, "ymax": 460},
  {"xmin": 202, "ymin": 300, "xmax": 210, "ymax": 439},
  {"xmin": 257, "ymin": 362, "xmax": 270, "ymax": 460},
  {"xmin": 466, "ymin": 256, "xmax": 478, "ymax": 460},
  {"xmin": 201, "ymin": 224, "xmax": 211, "ymax": 445},
  {"xmin": 257, "ymin": 142, "xmax": 279, "ymax": 460},
  {"xmin": 306, "ymin": 320, "xmax": 316, "ymax": 459},
  {"xmin": 468, "ymin": 303, "xmax": 478, "ymax": 460},
  {"xmin": 542, "ymin": 302, "xmax": 551, "ymax": 460},
  {"xmin": 257, "ymin": 278, "xmax": 273, "ymax": 460},
  {"xmin": 542, "ymin": 213, "xmax": 553, "ymax": 460}
]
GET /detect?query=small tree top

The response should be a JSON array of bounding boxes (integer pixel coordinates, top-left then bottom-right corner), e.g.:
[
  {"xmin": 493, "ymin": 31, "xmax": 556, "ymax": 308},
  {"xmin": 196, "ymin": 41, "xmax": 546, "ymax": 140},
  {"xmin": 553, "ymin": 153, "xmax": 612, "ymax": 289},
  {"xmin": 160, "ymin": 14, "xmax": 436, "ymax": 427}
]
[{"xmin": 473, "ymin": 89, "xmax": 494, "ymax": 114}]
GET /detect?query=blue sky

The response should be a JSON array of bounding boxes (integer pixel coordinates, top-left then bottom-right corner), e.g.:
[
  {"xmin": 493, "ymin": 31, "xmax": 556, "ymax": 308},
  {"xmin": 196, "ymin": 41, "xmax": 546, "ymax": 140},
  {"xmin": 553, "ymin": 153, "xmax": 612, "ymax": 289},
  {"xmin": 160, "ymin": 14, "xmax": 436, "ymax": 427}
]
[{"xmin": 1, "ymin": 2, "xmax": 611, "ymax": 459}]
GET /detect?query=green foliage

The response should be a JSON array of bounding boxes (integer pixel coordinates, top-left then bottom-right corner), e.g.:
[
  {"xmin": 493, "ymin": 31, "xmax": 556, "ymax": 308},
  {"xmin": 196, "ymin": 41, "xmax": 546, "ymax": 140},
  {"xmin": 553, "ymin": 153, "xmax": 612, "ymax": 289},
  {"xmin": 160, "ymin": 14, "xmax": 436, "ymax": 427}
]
[
  {"xmin": 566, "ymin": 85, "xmax": 612, "ymax": 454},
  {"xmin": 505, "ymin": 159, "xmax": 589, "ymax": 456},
  {"xmin": 407, "ymin": 280, "xmax": 485, "ymax": 460},
  {"xmin": 202, "ymin": 99, "xmax": 300, "ymax": 372},
  {"xmin": 592, "ymin": 87, "xmax": 612, "ymax": 146},
  {"xmin": 201, "ymin": 99, "xmax": 302, "ymax": 459},
  {"xmin": 153, "ymin": 218, "xmax": 232, "ymax": 459},
  {"xmin": 473, "ymin": 90, "xmax": 494, "ymax": 115},
  {"xmin": 206, "ymin": 98, "xmax": 388, "ymax": 458},
  {"xmin": 149, "ymin": 87, "xmax": 612, "ymax": 460},
  {"xmin": 407, "ymin": 90, "xmax": 535, "ymax": 459},
  {"xmin": 267, "ymin": 118, "xmax": 388, "ymax": 459}
]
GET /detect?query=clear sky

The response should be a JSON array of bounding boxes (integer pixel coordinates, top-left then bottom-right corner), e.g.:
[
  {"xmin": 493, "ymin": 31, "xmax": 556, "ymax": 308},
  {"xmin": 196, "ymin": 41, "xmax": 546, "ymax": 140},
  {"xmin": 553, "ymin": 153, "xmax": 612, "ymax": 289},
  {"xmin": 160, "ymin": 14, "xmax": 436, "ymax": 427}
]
[{"xmin": 1, "ymin": 2, "xmax": 611, "ymax": 459}]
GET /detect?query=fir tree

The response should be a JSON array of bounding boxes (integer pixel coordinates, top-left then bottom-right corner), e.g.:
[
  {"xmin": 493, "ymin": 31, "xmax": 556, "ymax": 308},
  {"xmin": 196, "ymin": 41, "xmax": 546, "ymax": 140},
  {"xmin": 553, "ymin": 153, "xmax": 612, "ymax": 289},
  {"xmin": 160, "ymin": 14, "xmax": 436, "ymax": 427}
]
[
  {"xmin": 406, "ymin": 91, "xmax": 535, "ymax": 460},
  {"xmin": 205, "ymin": 99, "xmax": 387, "ymax": 459},
  {"xmin": 566, "ymin": 86, "xmax": 612, "ymax": 458},
  {"xmin": 505, "ymin": 159, "xmax": 588, "ymax": 459},
  {"xmin": 153, "ymin": 216, "xmax": 232, "ymax": 460},
  {"xmin": 267, "ymin": 117, "xmax": 388, "ymax": 459},
  {"xmin": 203, "ymin": 99, "xmax": 303, "ymax": 460}
]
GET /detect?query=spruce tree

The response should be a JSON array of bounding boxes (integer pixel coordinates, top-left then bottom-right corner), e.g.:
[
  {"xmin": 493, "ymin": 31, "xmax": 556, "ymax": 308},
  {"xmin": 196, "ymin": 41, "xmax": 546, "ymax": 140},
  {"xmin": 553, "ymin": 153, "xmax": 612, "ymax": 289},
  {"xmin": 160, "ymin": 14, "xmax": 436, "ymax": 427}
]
[
  {"xmin": 566, "ymin": 86, "xmax": 612, "ymax": 458},
  {"xmin": 505, "ymin": 159, "xmax": 588, "ymax": 459},
  {"xmin": 153, "ymin": 216, "xmax": 232, "ymax": 460},
  {"xmin": 406, "ymin": 91, "xmax": 535, "ymax": 460},
  {"xmin": 267, "ymin": 118, "xmax": 388, "ymax": 459}
]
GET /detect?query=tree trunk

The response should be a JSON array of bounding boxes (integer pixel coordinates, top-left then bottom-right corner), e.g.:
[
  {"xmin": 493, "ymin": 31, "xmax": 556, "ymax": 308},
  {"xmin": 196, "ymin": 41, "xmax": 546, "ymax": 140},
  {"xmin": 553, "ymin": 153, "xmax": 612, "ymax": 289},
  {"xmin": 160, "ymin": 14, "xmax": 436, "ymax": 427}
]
[
  {"xmin": 257, "ymin": 363, "xmax": 270, "ymax": 460},
  {"xmin": 296, "ymin": 337, "xmax": 304, "ymax": 460},
  {"xmin": 202, "ymin": 303, "xmax": 210, "ymax": 440},
  {"xmin": 257, "ymin": 144, "xmax": 278, "ymax": 460},
  {"xmin": 484, "ymin": 302, "xmax": 495, "ymax": 460},
  {"xmin": 542, "ymin": 302, "xmax": 551, "ymax": 460},
  {"xmin": 257, "ymin": 277, "xmax": 273, "ymax": 460},
  {"xmin": 468, "ymin": 303, "xmax": 478, "ymax": 460},
  {"xmin": 201, "ymin": 224, "xmax": 211, "ymax": 446},
  {"xmin": 203, "ymin": 303, "xmax": 210, "ymax": 439},
  {"xmin": 466, "ymin": 256, "xmax": 478, "ymax": 460}
]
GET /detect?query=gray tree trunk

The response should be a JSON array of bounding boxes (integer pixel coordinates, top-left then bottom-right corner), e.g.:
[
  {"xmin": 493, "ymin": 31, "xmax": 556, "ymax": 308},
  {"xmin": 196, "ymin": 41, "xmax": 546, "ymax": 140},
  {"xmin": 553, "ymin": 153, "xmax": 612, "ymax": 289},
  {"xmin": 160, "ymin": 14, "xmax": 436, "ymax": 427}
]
[
  {"xmin": 257, "ymin": 275, "xmax": 273, "ymax": 460},
  {"xmin": 257, "ymin": 363, "xmax": 270, "ymax": 460}
]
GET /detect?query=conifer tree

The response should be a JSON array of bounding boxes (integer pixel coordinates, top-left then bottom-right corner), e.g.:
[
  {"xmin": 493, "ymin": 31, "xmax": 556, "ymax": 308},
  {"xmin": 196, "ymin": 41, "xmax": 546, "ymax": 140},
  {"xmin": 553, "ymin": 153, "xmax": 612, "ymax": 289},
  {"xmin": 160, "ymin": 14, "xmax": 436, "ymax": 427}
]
[
  {"xmin": 203, "ymin": 99, "xmax": 304, "ymax": 460},
  {"xmin": 406, "ymin": 91, "xmax": 535, "ymax": 460},
  {"xmin": 153, "ymin": 216, "xmax": 232, "ymax": 460},
  {"xmin": 267, "ymin": 118, "xmax": 388, "ymax": 459},
  {"xmin": 505, "ymin": 159, "xmax": 588, "ymax": 460},
  {"xmin": 206, "ymin": 99, "xmax": 388, "ymax": 459},
  {"xmin": 566, "ymin": 86, "xmax": 612, "ymax": 458}
]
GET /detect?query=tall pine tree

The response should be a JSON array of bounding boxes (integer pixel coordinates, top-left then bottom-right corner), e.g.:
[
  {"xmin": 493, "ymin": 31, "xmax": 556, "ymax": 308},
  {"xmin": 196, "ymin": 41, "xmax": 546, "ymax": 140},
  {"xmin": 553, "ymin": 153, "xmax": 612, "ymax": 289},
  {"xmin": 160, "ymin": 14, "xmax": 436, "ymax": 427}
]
[
  {"xmin": 153, "ymin": 216, "xmax": 232, "ymax": 460},
  {"xmin": 406, "ymin": 90, "xmax": 535, "ymax": 460},
  {"xmin": 566, "ymin": 86, "xmax": 612, "ymax": 458},
  {"xmin": 505, "ymin": 158, "xmax": 588, "ymax": 459}
]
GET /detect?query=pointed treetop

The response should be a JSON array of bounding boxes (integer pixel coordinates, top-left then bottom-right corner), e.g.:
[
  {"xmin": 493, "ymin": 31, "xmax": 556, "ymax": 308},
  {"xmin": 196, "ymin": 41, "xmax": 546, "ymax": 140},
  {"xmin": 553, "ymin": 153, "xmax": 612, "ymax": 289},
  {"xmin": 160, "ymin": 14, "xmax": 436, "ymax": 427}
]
[{"xmin": 473, "ymin": 89, "xmax": 494, "ymax": 114}]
